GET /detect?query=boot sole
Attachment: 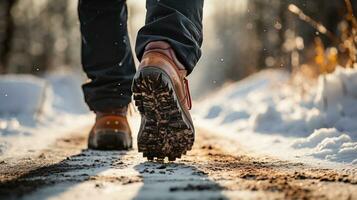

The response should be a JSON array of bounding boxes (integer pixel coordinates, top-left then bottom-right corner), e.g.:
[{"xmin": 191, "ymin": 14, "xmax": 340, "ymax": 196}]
[
  {"xmin": 88, "ymin": 131, "xmax": 132, "ymax": 150},
  {"xmin": 132, "ymin": 67, "xmax": 195, "ymax": 161}
]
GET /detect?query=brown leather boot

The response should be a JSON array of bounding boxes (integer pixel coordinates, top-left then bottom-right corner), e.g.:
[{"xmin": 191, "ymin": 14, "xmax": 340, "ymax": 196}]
[
  {"xmin": 88, "ymin": 107, "xmax": 132, "ymax": 150},
  {"xmin": 132, "ymin": 41, "xmax": 194, "ymax": 161}
]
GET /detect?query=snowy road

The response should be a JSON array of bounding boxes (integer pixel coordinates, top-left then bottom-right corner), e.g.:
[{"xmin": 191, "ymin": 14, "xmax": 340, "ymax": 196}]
[
  {"xmin": 1, "ymin": 68, "xmax": 357, "ymax": 199},
  {"xmin": 1, "ymin": 127, "xmax": 356, "ymax": 200}
]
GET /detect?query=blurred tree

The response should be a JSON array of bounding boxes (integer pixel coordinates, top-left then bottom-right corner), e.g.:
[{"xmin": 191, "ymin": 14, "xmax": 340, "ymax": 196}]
[
  {"xmin": 0, "ymin": 0, "xmax": 17, "ymax": 74},
  {"xmin": 284, "ymin": 0, "xmax": 357, "ymax": 69},
  {"xmin": 1, "ymin": 0, "xmax": 356, "ymax": 79},
  {"xmin": 210, "ymin": 1, "xmax": 259, "ymax": 82},
  {"xmin": 208, "ymin": 0, "xmax": 357, "ymax": 83},
  {"xmin": 0, "ymin": 0, "xmax": 80, "ymax": 74}
]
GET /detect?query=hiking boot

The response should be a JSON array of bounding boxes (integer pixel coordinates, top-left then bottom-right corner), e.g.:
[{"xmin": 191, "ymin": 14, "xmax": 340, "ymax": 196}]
[
  {"xmin": 88, "ymin": 107, "xmax": 132, "ymax": 150},
  {"xmin": 132, "ymin": 41, "xmax": 194, "ymax": 161}
]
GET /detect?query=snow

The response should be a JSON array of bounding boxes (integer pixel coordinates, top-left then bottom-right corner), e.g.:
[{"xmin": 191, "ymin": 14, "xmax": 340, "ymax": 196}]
[
  {"xmin": 0, "ymin": 71, "xmax": 92, "ymax": 157},
  {"xmin": 46, "ymin": 73, "xmax": 89, "ymax": 114},
  {"xmin": 292, "ymin": 128, "xmax": 357, "ymax": 163},
  {"xmin": 194, "ymin": 67, "xmax": 357, "ymax": 166},
  {"xmin": 1, "ymin": 66, "xmax": 357, "ymax": 167},
  {"xmin": 0, "ymin": 75, "xmax": 52, "ymax": 116},
  {"xmin": 292, "ymin": 128, "xmax": 342, "ymax": 148}
]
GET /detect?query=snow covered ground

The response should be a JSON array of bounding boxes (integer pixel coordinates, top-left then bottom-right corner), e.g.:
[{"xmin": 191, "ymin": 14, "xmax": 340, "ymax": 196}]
[
  {"xmin": 0, "ymin": 71, "xmax": 93, "ymax": 157},
  {"xmin": 1, "ymin": 67, "xmax": 357, "ymax": 168},
  {"xmin": 193, "ymin": 67, "xmax": 357, "ymax": 167}
]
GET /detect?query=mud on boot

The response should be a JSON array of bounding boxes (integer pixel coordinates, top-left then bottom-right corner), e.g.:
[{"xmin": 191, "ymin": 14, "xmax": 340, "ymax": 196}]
[{"xmin": 132, "ymin": 41, "xmax": 195, "ymax": 161}]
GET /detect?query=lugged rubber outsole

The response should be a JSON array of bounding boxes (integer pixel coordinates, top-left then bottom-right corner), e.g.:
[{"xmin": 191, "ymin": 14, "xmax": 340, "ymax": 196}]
[
  {"xmin": 88, "ymin": 131, "xmax": 132, "ymax": 150},
  {"xmin": 132, "ymin": 67, "xmax": 195, "ymax": 161}
]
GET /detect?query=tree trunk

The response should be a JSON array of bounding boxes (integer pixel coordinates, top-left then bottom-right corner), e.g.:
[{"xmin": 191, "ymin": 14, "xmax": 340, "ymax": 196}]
[{"xmin": 0, "ymin": 0, "xmax": 16, "ymax": 74}]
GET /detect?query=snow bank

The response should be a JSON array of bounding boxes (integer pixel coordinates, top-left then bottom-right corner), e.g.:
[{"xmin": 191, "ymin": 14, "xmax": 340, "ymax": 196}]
[
  {"xmin": 46, "ymin": 73, "xmax": 89, "ymax": 114},
  {"xmin": 293, "ymin": 128, "xmax": 357, "ymax": 163},
  {"xmin": 194, "ymin": 67, "xmax": 357, "ymax": 165},
  {"xmin": 0, "ymin": 75, "xmax": 52, "ymax": 116},
  {"xmin": 292, "ymin": 128, "xmax": 342, "ymax": 148},
  {"xmin": 0, "ymin": 72, "xmax": 92, "ymax": 156}
]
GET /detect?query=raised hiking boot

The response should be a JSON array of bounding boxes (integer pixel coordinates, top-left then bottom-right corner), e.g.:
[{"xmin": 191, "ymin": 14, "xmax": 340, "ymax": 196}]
[
  {"xmin": 88, "ymin": 107, "xmax": 132, "ymax": 150},
  {"xmin": 132, "ymin": 41, "xmax": 194, "ymax": 161}
]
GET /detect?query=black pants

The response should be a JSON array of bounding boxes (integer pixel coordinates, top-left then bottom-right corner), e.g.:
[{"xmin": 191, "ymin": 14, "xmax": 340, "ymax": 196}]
[{"xmin": 78, "ymin": 0, "xmax": 203, "ymax": 111}]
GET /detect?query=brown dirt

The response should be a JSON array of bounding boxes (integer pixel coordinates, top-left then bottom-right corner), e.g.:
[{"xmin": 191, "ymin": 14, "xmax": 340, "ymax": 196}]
[{"xmin": 0, "ymin": 127, "xmax": 356, "ymax": 200}]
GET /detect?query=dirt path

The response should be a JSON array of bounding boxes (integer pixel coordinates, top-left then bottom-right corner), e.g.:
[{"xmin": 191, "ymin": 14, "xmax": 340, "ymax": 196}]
[{"xmin": 0, "ymin": 127, "xmax": 356, "ymax": 200}]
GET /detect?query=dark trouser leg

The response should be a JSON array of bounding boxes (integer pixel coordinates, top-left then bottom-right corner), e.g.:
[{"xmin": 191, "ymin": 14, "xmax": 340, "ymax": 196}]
[
  {"xmin": 135, "ymin": 0, "xmax": 204, "ymax": 75},
  {"xmin": 78, "ymin": 0, "xmax": 136, "ymax": 112}
]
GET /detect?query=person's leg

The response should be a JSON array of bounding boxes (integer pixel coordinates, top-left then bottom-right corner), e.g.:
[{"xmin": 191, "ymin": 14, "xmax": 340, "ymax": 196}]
[
  {"xmin": 136, "ymin": 0, "xmax": 204, "ymax": 75},
  {"xmin": 78, "ymin": 0, "xmax": 136, "ymax": 112},
  {"xmin": 133, "ymin": 0, "xmax": 204, "ymax": 161},
  {"xmin": 78, "ymin": 0, "xmax": 135, "ymax": 150}
]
